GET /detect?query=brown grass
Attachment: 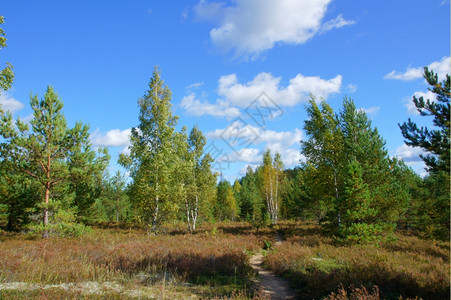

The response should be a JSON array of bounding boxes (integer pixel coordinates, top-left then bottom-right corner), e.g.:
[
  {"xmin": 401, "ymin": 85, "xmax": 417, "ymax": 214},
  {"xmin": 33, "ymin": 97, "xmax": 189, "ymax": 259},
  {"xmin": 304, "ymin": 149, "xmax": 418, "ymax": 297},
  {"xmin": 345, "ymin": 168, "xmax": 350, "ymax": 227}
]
[
  {"xmin": 0, "ymin": 222, "xmax": 271, "ymax": 299},
  {"xmin": 265, "ymin": 221, "xmax": 449, "ymax": 300}
]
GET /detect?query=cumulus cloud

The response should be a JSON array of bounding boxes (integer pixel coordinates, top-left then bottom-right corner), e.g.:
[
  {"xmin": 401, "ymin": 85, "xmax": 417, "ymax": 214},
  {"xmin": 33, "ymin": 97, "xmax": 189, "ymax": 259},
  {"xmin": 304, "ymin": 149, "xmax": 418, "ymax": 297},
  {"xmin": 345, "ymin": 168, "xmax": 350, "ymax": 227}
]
[
  {"xmin": 0, "ymin": 92, "xmax": 24, "ymax": 113},
  {"xmin": 207, "ymin": 121, "xmax": 302, "ymax": 168},
  {"xmin": 394, "ymin": 144, "xmax": 425, "ymax": 164},
  {"xmin": 181, "ymin": 93, "xmax": 241, "ymax": 119},
  {"xmin": 92, "ymin": 128, "xmax": 131, "ymax": 147},
  {"xmin": 384, "ymin": 56, "xmax": 450, "ymax": 81},
  {"xmin": 221, "ymin": 147, "xmax": 262, "ymax": 163},
  {"xmin": 207, "ymin": 121, "xmax": 302, "ymax": 148},
  {"xmin": 218, "ymin": 72, "xmax": 342, "ymax": 107},
  {"xmin": 194, "ymin": 0, "xmax": 354, "ymax": 58}
]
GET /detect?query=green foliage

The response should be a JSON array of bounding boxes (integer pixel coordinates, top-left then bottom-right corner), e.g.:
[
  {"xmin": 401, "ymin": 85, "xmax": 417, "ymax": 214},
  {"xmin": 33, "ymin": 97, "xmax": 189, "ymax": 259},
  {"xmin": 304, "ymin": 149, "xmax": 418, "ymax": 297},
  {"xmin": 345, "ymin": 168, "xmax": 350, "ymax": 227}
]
[
  {"xmin": 95, "ymin": 171, "xmax": 132, "ymax": 223},
  {"xmin": 0, "ymin": 16, "xmax": 14, "ymax": 92},
  {"xmin": 338, "ymin": 159, "xmax": 382, "ymax": 244},
  {"xmin": 27, "ymin": 206, "xmax": 91, "ymax": 238},
  {"xmin": 399, "ymin": 67, "xmax": 450, "ymax": 174},
  {"xmin": 0, "ymin": 203, "xmax": 8, "ymax": 228},
  {"xmin": 301, "ymin": 97, "xmax": 407, "ymax": 243},
  {"xmin": 411, "ymin": 171, "xmax": 450, "ymax": 240},
  {"xmin": 119, "ymin": 67, "xmax": 179, "ymax": 230},
  {"xmin": 215, "ymin": 180, "xmax": 239, "ymax": 221},
  {"xmin": 237, "ymin": 166, "xmax": 262, "ymax": 222},
  {"xmin": 0, "ymin": 86, "xmax": 107, "ymax": 234}
]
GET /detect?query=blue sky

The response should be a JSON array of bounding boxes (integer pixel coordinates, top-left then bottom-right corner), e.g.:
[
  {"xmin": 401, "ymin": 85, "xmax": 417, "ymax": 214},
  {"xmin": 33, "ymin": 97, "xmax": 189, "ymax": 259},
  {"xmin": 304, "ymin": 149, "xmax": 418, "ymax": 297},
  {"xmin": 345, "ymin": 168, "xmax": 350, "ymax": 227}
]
[{"xmin": 1, "ymin": 0, "xmax": 450, "ymax": 181}]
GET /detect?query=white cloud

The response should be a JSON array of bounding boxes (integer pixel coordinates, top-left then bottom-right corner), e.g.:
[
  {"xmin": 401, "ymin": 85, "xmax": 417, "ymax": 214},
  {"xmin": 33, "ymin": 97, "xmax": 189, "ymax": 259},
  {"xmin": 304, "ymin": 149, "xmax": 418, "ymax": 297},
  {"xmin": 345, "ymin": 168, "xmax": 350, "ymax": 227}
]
[
  {"xmin": 181, "ymin": 93, "xmax": 241, "ymax": 119},
  {"xmin": 279, "ymin": 148, "xmax": 302, "ymax": 167},
  {"xmin": 384, "ymin": 56, "xmax": 450, "ymax": 81},
  {"xmin": 222, "ymin": 147, "xmax": 262, "ymax": 163},
  {"xmin": 185, "ymin": 82, "xmax": 204, "ymax": 89},
  {"xmin": 207, "ymin": 122, "xmax": 303, "ymax": 168},
  {"xmin": 428, "ymin": 56, "xmax": 450, "ymax": 79},
  {"xmin": 194, "ymin": 0, "xmax": 354, "ymax": 58},
  {"xmin": 404, "ymin": 90, "xmax": 436, "ymax": 115},
  {"xmin": 207, "ymin": 121, "xmax": 302, "ymax": 148},
  {"xmin": 218, "ymin": 72, "xmax": 342, "ymax": 107},
  {"xmin": 0, "ymin": 92, "xmax": 24, "ymax": 113},
  {"xmin": 239, "ymin": 164, "xmax": 259, "ymax": 175},
  {"xmin": 394, "ymin": 144, "xmax": 425, "ymax": 164},
  {"xmin": 320, "ymin": 14, "xmax": 355, "ymax": 33},
  {"xmin": 347, "ymin": 84, "xmax": 357, "ymax": 93},
  {"xmin": 360, "ymin": 106, "xmax": 380, "ymax": 115},
  {"xmin": 92, "ymin": 128, "xmax": 131, "ymax": 147}
]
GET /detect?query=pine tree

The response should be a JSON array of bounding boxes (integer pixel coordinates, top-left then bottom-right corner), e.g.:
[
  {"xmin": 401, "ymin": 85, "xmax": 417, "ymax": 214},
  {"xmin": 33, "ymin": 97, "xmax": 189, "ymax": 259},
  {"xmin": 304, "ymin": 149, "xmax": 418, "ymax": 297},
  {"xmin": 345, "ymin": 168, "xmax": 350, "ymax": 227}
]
[
  {"xmin": 0, "ymin": 86, "xmax": 105, "ymax": 236},
  {"xmin": 98, "ymin": 171, "xmax": 131, "ymax": 222},
  {"xmin": 340, "ymin": 158, "xmax": 380, "ymax": 244},
  {"xmin": 119, "ymin": 67, "xmax": 178, "ymax": 231},
  {"xmin": 302, "ymin": 97, "xmax": 399, "ymax": 242},
  {"xmin": 238, "ymin": 166, "xmax": 261, "ymax": 221},
  {"xmin": 0, "ymin": 16, "xmax": 14, "ymax": 93},
  {"xmin": 399, "ymin": 68, "xmax": 450, "ymax": 174}
]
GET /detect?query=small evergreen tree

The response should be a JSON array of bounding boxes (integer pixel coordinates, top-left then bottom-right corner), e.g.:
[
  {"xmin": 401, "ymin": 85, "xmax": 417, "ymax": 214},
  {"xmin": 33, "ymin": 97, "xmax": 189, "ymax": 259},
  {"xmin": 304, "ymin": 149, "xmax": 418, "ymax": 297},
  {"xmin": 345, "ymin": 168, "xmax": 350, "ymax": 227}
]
[{"xmin": 0, "ymin": 86, "xmax": 105, "ymax": 236}]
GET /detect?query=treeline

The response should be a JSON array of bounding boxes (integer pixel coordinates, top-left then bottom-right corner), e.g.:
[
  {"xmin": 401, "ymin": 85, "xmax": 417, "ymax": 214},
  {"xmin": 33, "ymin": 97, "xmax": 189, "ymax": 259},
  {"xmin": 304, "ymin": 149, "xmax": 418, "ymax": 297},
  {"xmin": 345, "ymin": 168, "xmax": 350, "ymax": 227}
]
[
  {"xmin": 0, "ymin": 60, "xmax": 448, "ymax": 240},
  {"xmin": 223, "ymin": 68, "xmax": 449, "ymax": 242}
]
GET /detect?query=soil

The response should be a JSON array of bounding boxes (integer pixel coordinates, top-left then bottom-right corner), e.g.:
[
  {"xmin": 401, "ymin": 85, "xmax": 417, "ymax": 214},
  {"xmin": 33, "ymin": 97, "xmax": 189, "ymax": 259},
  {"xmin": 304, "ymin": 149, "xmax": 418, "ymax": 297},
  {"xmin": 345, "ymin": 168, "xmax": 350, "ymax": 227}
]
[{"xmin": 249, "ymin": 232, "xmax": 298, "ymax": 300}]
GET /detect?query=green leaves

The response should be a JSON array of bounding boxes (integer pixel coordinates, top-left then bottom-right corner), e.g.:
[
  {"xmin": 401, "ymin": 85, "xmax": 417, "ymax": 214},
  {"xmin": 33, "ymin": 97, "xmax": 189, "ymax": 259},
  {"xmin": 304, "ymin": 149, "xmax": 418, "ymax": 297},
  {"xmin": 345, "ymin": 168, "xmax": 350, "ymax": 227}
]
[{"xmin": 302, "ymin": 97, "xmax": 404, "ymax": 243}]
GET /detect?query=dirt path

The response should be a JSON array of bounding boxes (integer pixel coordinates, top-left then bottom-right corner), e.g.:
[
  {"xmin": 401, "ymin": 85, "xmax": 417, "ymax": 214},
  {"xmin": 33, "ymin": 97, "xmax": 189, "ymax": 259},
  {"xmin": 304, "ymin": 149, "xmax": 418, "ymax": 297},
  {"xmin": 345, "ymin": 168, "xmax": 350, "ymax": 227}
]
[{"xmin": 250, "ymin": 232, "xmax": 297, "ymax": 300}]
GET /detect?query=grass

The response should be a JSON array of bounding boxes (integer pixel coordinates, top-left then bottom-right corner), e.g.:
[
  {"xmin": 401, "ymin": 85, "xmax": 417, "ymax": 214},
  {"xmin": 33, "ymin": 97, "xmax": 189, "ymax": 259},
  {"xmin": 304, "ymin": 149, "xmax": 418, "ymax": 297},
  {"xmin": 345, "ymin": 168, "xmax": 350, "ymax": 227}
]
[
  {"xmin": 0, "ymin": 222, "xmax": 271, "ymax": 299},
  {"xmin": 265, "ymin": 221, "xmax": 450, "ymax": 299},
  {"xmin": 1, "ymin": 221, "xmax": 448, "ymax": 299}
]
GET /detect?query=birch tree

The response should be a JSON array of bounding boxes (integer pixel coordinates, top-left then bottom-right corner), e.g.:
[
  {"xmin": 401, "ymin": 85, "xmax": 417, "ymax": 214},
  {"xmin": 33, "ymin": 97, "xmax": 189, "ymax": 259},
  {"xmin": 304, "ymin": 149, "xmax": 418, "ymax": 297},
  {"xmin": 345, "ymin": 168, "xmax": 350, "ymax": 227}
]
[
  {"xmin": 184, "ymin": 126, "xmax": 215, "ymax": 232},
  {"xmin": 260, "ymin": 150, "xmax": 283, "ymax": 225},
  {"xmin": 301, "ymin": 98, "xmax": 344, "ymax": 226},
  {"xmin": 119, "ymin": 67, "xmax": 178, "ymax": 231}
]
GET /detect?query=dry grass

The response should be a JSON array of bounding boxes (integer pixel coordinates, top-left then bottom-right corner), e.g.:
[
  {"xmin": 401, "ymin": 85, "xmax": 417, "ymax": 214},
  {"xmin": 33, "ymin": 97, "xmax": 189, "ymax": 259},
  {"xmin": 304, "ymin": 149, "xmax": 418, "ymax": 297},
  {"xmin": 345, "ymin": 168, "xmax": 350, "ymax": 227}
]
[
  {"xmin": 265, "ymin": 221, "xmax": 449, "ymax": 300},
  {"xmin": 0, "ymin": 222, "xmax": 271, "ymax": 299}
]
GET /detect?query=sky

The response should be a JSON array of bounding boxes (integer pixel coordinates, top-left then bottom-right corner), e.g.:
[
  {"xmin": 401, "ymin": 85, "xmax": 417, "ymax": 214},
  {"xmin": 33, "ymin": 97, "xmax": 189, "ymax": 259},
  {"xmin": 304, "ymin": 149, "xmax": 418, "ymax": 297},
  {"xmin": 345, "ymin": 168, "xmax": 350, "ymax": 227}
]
[{"xmin": 1, "ymin": 0, "xmax": 450, "ymax": 181}]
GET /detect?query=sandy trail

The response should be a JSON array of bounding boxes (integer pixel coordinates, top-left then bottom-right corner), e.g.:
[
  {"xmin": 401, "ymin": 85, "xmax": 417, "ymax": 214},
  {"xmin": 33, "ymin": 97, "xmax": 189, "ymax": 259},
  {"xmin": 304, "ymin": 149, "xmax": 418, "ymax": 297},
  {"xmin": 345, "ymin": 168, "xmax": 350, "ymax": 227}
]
[{"xmin": 250, "ymin": 232, "xmax": 297, "ymax": 300}]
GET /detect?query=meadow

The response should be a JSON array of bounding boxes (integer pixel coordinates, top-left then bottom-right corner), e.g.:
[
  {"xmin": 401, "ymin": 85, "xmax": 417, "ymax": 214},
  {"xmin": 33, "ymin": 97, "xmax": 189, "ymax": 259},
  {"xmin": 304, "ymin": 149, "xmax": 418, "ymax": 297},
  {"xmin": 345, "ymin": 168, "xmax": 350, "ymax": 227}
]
[{"xmin": 0, "ymin": 222, "xmax": 448, "ymax": 299}]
